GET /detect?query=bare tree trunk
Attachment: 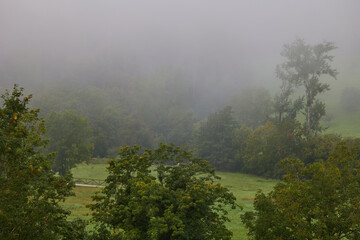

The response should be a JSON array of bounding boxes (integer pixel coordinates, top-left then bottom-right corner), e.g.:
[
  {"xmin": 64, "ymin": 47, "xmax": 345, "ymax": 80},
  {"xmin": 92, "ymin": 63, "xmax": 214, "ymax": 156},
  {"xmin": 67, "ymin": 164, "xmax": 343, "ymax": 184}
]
[
  {"xmin": 279, "ymin": 111, "xmax": 282, "ymax": 123},
  {"xmin": 307, "ymin": 105, "xmax": 311, "ymax": 136}
]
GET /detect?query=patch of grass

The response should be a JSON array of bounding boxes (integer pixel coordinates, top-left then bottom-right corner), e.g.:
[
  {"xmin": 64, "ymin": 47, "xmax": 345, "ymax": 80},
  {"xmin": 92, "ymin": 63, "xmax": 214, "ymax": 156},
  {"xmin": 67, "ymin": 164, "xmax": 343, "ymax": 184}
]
[
  {"xmin": 71, "ymin": 163, "xmax": 109, "ymax": 179},
  {"xmin": 62, "ymin": 186, "xmax": 98, "ymax": 224},
  {"xmin": 324, "ymin": 110, "xmax": 360, "ymax": 138},
  {"xmin": 216, "ymin": 172, "xmax": 278, "ymax": 239},
  {"xmin": 66, "ymin": 164, "xmax": 278, "ymax": 239}
]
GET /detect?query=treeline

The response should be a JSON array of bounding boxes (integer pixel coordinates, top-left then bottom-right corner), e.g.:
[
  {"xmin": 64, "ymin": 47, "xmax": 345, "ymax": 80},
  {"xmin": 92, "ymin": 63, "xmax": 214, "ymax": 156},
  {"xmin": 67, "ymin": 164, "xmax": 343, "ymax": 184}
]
[
  {"xmin": 195, "ymin": 104, "xmax": 360, "ymax": 178},
  {"xmin": 31, "ymin": 69, "xmax": 196, "ymax": 156},
  {"xmin": 33, "ymin": 80, "xmax": 360, "ymax": 178},
  {"xmin": 26, "ymin": 69, "xmax": 197, "ymax": 174},
  {"xmin": 21, "ymin": 38, "xmax": 360, "ymax": 179}
]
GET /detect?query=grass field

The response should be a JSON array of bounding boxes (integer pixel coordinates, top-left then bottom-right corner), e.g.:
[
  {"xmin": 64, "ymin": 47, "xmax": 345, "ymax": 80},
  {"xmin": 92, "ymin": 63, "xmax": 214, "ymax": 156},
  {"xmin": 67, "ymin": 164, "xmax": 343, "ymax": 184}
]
[
  {"xmin": 325, "ymin": 110, "xmax": 360, "ymax": 138},
  {"xmin": 64, "ymin": 163, "xmax": 278, "ymax": 239}
]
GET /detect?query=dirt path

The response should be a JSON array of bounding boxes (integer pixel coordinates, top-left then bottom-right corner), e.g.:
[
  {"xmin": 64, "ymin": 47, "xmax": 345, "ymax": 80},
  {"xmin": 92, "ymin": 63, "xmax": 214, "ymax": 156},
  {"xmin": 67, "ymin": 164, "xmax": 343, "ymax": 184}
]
[{"xmin": 75, "ymin": 183, "xmax": 104, "ymax": 188}]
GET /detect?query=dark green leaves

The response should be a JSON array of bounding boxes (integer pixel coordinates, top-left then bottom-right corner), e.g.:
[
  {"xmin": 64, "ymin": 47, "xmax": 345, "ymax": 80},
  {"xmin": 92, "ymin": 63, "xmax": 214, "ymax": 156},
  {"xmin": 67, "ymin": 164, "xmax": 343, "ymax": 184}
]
[
  {"xmin": 0, "ymin": 85, "xmax": 85, "ymax": 240},
  {"xmin": 242, "ymin": 143, "xmax": 360, "ymax": 240},
  {"xmin": 89, "ymin": 143, "xmax": 237, "ymax": 240}
]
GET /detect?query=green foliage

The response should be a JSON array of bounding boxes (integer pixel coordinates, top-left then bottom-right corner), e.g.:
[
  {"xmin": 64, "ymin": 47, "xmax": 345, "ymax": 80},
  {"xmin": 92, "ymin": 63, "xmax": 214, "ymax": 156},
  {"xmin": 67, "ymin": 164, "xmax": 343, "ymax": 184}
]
[
  {"xmin": 302, "ymin": 133, "xmax": 342, "ymax": 165},
  {"xmin": 229, "ymin": 87, "xmax": 273, "ymax": 129},
  {"xmin": 45, "ymin": 110, "xmax": 93, "ymax": 175},
  {"xmin": 243, "ymin": 120, "xmax": 305, "ymax": 178},
  {"xmin": 195, "ymin": 106, "xmax": 238, "ymax": 171},
  {"xmin": 232, "ymin": 125, "xmax": 253, "ymax": 171},
  {"xmin": 92, "ymin": 106, "xmax": 154, "ymax": 157},
  {"xmin": 277, "ymin": 38, "xmax": 337, "ymax": 134},
  {"xmin": 0, "ymin": 85, "xmax": 85, "ymax": 239},
  {"xmin": 273, "ymin": 79, "xmax": 304, "ymax": 123},
  {"xmin": 242, "ymin": 143, "xmax": 360, "ymax": 239},
  {"xmin": 69, "ymin": 163, "xmax": 279, "ymax": 239},
  {"xmin": 88, "ymin": 143, "xmax": 237, "ymax": 240},
  {"xmin": 132, "ymin": 68, "xmax": 196, "ymax": 147},
  {"xmin": 31, "ymin": 74, "xmax": 196, "ymax": 157}
]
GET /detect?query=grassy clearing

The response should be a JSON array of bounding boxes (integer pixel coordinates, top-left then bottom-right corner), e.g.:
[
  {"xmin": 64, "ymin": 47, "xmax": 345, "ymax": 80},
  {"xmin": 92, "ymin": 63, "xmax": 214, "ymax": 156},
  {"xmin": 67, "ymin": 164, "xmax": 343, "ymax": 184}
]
[
  {"xmin": 65, "ymin": 163, "xmax": 278, "ymax": 239},
  {"xmin": 325, "ymin": 110, "xmax": 360, "ymax": 138},
  {"xmin": 216, "ymin": 172, "xmax": 278, "ymax": 239}
]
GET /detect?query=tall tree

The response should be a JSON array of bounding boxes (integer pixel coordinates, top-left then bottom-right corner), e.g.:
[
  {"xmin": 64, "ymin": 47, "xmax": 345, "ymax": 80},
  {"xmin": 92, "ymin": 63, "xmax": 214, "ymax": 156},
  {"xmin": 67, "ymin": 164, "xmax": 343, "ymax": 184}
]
[
  {"xmin": 273, "ymin": 79, "xmax": 304, "ymax": 123},
  {"xmin": 276, "ymin": 38, "xmax": 337, "ymax": 134},
  {"xmin": 45, "ymin": 110, "xmax": 93, "ymax": 175},
  {"xmin": 0, "ymin": 85, "xmax": 85, "ymax": 239}
]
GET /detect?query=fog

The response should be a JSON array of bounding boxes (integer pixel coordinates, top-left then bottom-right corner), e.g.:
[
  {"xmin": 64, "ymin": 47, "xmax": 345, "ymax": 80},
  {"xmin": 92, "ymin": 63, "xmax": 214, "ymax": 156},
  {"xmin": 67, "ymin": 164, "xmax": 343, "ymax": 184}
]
[{"xmin": 1, "ymin": 0, "xmax": 360, "ymax": 110}]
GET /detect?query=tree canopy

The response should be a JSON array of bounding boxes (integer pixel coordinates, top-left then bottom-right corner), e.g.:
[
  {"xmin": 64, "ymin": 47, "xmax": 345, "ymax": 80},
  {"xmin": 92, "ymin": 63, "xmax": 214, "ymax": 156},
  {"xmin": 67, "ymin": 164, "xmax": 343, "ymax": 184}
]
[
  {"xmin": 45, "ymin": 110, "xmax": 93, "ymax": 175},
  {"xmin": 0, "ymin": 85, "xmax": 85, "ymax": 240},
  {"xmin": 89, "ymin": 143, "xmax": 237, "ymax": 240},
  {"xmin": 276, "ymin": 38, "xmax": 337, "ymax": 135},
  {"xmin": 195, "ymin": 106, "xmax": 238, "ymax": 171},
  {"xmin": 242, "ymin": 143, "xmax": 360, "ymax": 239}
]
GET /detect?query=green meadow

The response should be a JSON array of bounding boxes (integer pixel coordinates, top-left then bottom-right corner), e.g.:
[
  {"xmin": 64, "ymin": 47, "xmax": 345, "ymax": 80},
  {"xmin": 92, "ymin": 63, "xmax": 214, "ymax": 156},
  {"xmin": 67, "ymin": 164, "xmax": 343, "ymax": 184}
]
[
  {"xmin": 64, "ymin": 163, "xmax": 278, "ymax": 239},
  {"xmin": 325, "ymin": 110, "xmax": 360, "ymax": 138}
]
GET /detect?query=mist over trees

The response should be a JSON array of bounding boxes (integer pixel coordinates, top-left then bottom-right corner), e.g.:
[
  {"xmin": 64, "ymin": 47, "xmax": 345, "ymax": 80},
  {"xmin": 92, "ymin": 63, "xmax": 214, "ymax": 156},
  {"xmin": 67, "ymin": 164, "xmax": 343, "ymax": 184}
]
[
  {"xmin": 276, "ymin": 38, "xmax": 337, "ymax": 134},
  {"xmin": 0, "ymin": 39, "xmax": 355, "ymax": 179},
  {"xmin": 1, "ymin": 0, "xmax": 360, "ymax": 115},
  {"xmin": 1, "ymin": 1, "xmax": 360, "ymax": 239}
]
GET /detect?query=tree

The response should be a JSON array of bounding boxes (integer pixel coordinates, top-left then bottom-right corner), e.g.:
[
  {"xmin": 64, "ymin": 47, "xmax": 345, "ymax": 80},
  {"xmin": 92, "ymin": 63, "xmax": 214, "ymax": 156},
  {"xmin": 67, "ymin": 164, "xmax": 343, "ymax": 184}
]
[
  {"xmin": 89, "ymin": 143, "xmax": 237, "ymax": 240},
  {"xmin": 242, "ymin": 120, "xmax": 305, "ymax": 178},
  {"xmin": 229, "ymin": 87, "xmax": 273, "ymax": 129},
  {"xmin": 0, "ymin": 85, "xmax": 85, "ymax": 239},
  {"xmin": 132, "ymin": 67, "xmax": 196, "ymax": 147},
  {"xmin": 301, "ymin": 133, "xmax": 341, "ymax": 166},
  {"xmin": 195, "ymin": 106, "xmax": 238, "ymax": 171},
  {"xmin": 45, "ymin": 110, "xmax": 93, "ymax": 175},
  {"xmin": 273, "ymin": 79, "xmax": 304, "ymax": 123},
  {"xmin": 92, "ymin": 106, "xmax": 155, "ymax": 157},
  {"xmin": 242, "ymin": 143, "xmax": 360, "ymax": 239},
  {"xmin": 232, "ymin": 125, "xmax": 253, "ymax": 171},
  {"xmin": 276, "ymin": 38, "xmax": 337, "ymax": 135}
]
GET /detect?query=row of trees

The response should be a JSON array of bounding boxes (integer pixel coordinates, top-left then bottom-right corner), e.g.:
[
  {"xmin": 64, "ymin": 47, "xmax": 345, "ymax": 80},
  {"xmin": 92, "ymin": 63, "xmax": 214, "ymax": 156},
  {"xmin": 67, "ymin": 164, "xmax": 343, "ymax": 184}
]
[
  {"xmin": 195, "ymin": 105, "xmax": 347, "ymax": 178},
  {"xmin": 30, "ymin": 68, "xmax": 196, "ymax": 156}
]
